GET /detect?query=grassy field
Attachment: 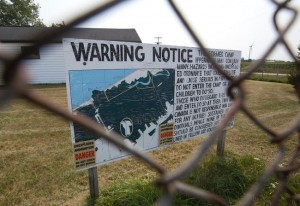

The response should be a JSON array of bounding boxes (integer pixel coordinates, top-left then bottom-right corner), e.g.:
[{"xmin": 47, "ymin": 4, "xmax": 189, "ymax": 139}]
[
  {"xmin": 241, "ymin": 61, "xmax": 296, "ymax": 74},
  {"xmin": 0, "ymin": 80, "xmax": 299, "ymax": 205},
  {"xmin": 240, "ymin": 61, "xmax": 297, "ymax": 84},
  {"xmin": 246, "ymin": 73, "xmax": 289, "ymax": 84}
]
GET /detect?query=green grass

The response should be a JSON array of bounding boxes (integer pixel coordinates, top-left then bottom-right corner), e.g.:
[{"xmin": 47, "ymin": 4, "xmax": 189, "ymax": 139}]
[
  {"xmin": 0, "ymin": 81, "xmax": 299, "ymax": 205},
  {"xmin": 90, "ymin": 178, "xmax": 161, "ymax": 206},
  {"xmin": 174, "ymin": 154, "xmax": 266, "ymax": 206},
  {"xmin": 241, "ymin": 61, "xmax": 296, "ymax": 74},
  {"xmin": 92, "ymin": 153, "xmax": 264, "ymax": 206},
  {"xmin": 93, "ymin": 153, "xmax": 299, "ymax": 206},
  {"xmin": 240, "ymin": 61, "xmax": 294, "ymax": 84},
  {"xmin": 246, "ymin": 73, "xmax": 289, "ymax": 84}
]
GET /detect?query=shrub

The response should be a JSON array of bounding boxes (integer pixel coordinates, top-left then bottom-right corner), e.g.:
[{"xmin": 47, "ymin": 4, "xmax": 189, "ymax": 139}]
[{"xmin": 287, "ymin": 61, "xmax": 300, "ymax": 88}]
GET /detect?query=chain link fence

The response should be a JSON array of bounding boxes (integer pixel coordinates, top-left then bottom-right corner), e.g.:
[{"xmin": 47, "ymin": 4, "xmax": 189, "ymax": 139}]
[{"xmin": 1, "ymin": 0, "xmax": 300, "ymax": 205}]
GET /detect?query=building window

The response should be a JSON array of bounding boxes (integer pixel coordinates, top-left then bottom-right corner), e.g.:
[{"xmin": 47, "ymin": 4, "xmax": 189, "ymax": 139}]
[{"xmin": 21, "ymin": 46, "xmax": 40, "ymax": 59}]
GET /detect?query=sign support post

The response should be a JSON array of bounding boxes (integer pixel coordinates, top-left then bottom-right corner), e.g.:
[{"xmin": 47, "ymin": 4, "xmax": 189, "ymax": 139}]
[
  {"xmin": 88, "ymin": 167, "xmax": 99, "ymax": 199},
  {"xmin": 217, "ymin": 130, "xmax": 227, "ymax": 157}
]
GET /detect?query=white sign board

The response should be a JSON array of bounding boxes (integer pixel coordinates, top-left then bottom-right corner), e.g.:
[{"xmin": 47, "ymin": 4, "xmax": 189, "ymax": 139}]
[{"xmin": 63, "ymin": 38, "xmax": 241, "ymax": 170}]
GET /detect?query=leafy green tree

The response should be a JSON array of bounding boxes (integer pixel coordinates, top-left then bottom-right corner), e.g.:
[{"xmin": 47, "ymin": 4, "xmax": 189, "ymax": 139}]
[
  {"xmin": 0, "ymin": 0, "xmax": 45, "ymax": 26},
  {"xmin": 288, "ymin": 44, "xmax": 300, "ymax": 88},
  {"xmin": 50, "ymin": 21, "xmax": 65, "ymax": 27}
]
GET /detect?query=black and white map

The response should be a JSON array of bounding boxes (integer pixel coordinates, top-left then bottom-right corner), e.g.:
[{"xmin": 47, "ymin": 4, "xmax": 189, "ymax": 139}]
[{"xmin": 71, "ymin": 69, "xmax": 175, "ymax": 162}]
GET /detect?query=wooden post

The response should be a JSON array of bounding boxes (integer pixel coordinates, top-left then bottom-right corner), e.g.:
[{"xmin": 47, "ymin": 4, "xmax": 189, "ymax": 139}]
[
  {"xmin": 88, "ymin": 167, "xmax": 99, "ymax": 199},
  {"xmin": 217, "ymin": 130, "xmax": 227, "ymax": 157}
]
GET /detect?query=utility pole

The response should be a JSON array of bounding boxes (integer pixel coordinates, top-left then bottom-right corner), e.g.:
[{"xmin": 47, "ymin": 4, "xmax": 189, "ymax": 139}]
[
  {"xmin": 155, "ymin": 36, "xmax": 162, "ymax": 45},
  {"xmin": 248, "ymin": 44, "xmax": 253, "ymax": 60}
]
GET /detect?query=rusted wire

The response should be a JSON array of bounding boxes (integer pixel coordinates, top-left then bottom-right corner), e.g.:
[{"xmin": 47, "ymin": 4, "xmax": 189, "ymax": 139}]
[{"xmin": 0, "ymin": 0, "xmax": 299, "ymax": 205}]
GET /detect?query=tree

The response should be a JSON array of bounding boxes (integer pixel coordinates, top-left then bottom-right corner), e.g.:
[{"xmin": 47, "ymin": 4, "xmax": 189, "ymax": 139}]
[
  {"xmin": 287, "ymin": 44, "xmax": 300, "ymax": 88},
  {"xmin": 297, "ymin": 44, "xmax": 300, "ymax": 60},
  {"xmin": 50, "ymin": 21, "xmax": 65, "ymax": 27},
  {"xmin": 0, "ymin": 0, "xmax": 45, "ymax": 27}
]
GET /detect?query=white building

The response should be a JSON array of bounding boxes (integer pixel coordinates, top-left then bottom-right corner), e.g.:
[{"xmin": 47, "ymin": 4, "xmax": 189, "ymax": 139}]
[{"xmin": 0, "ymin": 27, "xmax": 141, "ymax": 85}]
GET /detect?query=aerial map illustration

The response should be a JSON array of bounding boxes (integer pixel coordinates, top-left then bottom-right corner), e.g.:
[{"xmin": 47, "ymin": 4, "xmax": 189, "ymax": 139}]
[{"xmin": 69, "ymin": 69, "xmax": 175, "ymax": 153}]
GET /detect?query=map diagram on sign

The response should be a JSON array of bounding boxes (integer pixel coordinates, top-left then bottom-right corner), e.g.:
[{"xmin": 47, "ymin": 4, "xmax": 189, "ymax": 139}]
[{"xmin": 69, "ymin": 69, "xmax": 175, "ymax": 163}]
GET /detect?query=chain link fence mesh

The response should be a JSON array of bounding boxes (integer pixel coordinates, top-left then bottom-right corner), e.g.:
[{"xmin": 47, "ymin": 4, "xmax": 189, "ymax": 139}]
[{"xmin": 1, "ymin": 0, "xmax": 300, "ymax": 205}]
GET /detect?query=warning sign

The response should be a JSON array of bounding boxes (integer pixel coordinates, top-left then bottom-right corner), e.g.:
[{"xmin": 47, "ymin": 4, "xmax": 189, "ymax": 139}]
[
  {"xmin": 63, "ymin": 38, "xmax": 241, "ymax": 169},
  {"xmin": 73, "ymin": 140, "xmax": 96, "ymax": 169},
  {"xmin": 160, "ymin": 123, "xmax": 174, "ymax": 146}
]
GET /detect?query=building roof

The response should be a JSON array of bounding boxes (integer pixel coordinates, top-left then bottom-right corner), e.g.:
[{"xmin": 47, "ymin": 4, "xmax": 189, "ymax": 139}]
[{"xmin": 0, "ymin": 27, "xmax": 142, "ymax": 43}]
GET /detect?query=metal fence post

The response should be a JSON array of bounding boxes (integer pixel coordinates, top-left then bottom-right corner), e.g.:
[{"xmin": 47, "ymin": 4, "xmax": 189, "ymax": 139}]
[
  {"xmin": 217, "ymin": 130, "xmax": 227, "ymax": 157},
  {"xmin": 88, "ymin": 167, "xmax": 99, "ymax": 199}
]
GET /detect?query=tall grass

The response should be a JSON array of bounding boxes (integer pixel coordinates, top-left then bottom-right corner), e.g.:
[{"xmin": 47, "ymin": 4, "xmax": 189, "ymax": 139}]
[
  {"xmin": 93, "ymin": 153, "xmax": 273, "ymax": 206},
  {"xmin": 94, "ymin": 152, "xmax": 300, "ymax": 205}
]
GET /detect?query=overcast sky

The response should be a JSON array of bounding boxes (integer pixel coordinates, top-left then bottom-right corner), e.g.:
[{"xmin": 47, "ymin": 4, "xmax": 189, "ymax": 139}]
[{"xmin": 35, "ymin": 0, "xmax": 300, "ymax": 61}]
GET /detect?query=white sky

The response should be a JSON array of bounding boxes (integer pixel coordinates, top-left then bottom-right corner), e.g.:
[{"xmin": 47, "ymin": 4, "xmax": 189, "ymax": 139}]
[{"xmin": 35, "ymin": 0, "xmax": 300, "ymax": 61}]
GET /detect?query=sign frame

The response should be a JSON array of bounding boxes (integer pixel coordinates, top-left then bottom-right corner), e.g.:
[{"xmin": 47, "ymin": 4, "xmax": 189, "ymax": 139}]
[{"xmin": 63, "ymin": 38, "xmax": 241, "ymax": 170}]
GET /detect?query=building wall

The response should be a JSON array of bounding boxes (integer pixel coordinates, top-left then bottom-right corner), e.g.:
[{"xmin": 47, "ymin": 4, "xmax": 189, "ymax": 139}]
[{"xmin": 0, "ymin": 43, "xmax": 65, "ymax": 85}]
